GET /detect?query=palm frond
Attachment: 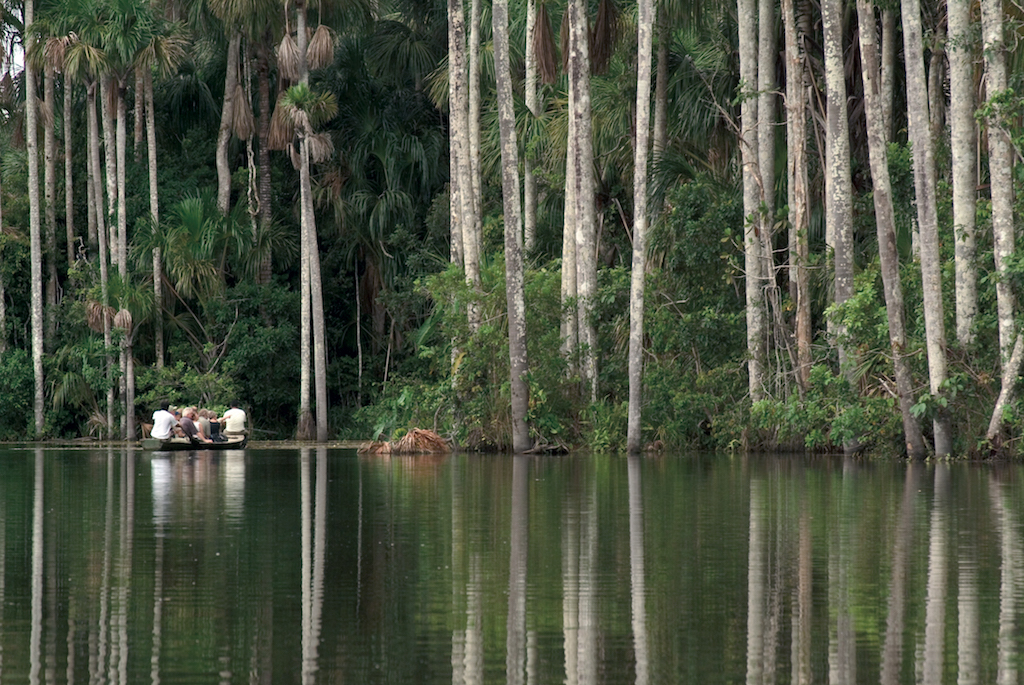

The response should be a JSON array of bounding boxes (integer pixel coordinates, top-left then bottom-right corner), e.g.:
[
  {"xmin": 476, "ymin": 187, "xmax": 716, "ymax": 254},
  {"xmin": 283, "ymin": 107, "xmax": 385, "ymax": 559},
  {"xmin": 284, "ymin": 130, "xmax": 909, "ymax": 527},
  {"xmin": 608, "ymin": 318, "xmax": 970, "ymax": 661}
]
[{"xmin": 307, "ymin": 24, "xmax": 335, "ymax": 70}]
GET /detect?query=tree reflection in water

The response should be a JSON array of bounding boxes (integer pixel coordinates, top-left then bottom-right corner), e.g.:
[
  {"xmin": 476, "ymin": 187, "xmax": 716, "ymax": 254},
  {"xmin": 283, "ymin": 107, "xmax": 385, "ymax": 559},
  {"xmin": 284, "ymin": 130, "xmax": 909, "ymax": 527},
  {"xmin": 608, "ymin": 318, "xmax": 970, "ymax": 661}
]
[{"xmin": 3, "ymin": 451, "xmax": 1024, "ymax": 685}]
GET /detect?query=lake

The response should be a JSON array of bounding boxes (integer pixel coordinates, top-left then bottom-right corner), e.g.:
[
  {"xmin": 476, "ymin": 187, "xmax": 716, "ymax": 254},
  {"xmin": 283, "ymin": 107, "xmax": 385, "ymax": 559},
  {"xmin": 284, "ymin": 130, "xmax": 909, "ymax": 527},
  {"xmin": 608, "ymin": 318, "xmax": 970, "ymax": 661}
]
[{"xmin": 0, "ymin": 448, "xmax": 1020, "ymax": 684}]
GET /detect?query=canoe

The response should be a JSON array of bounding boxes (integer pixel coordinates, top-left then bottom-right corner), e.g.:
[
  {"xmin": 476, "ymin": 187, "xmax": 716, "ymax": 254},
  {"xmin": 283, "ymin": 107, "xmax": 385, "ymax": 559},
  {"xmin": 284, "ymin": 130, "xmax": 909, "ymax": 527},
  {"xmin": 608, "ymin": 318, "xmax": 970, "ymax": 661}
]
[{"xmin": 141, "ymin": 434, "xmax": 248, "ymax": 451}]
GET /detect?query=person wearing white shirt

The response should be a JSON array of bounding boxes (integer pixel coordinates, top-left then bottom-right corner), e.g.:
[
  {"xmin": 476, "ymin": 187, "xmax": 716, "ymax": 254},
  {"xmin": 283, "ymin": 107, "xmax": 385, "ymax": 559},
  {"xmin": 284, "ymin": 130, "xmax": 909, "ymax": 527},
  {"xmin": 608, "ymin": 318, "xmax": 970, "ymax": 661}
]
[
  {"xmin": 223, "ymin": 402, "xmax": 247, "ymax": 434},
  {"xmin": 151, "ymin": 402, "xmax": 178, "ymax": 440}
]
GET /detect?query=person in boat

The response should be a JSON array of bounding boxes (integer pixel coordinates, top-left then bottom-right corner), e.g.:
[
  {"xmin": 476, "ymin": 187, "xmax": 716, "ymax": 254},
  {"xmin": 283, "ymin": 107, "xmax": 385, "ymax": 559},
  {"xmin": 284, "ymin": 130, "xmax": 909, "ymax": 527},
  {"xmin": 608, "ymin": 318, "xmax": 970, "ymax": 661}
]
[
  {"xmin": 207, "ymin": 410, "xmax": 227, "ymax": 442},
  {"xmin": 151, "ymin": 402, "xmax": 179, "ymax": 441},
  {"xmin": 222, "ymin": 401, "xmax": 247, "ymax": 435},
  {"xmin": 180, "ymin": 407, "xmax": 212, "ymax": 443},
  {"xmin": 197, "ymin": 409, "xmax": 213, "ymax": 441}
]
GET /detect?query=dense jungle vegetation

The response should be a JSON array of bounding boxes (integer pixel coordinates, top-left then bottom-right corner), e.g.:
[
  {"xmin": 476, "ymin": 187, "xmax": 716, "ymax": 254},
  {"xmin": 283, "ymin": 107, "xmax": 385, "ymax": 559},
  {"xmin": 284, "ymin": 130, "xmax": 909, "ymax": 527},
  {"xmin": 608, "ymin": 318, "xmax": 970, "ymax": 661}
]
[{"xmin": 0, "ymin": 0, "xmax": 1022, "ymax": 456}]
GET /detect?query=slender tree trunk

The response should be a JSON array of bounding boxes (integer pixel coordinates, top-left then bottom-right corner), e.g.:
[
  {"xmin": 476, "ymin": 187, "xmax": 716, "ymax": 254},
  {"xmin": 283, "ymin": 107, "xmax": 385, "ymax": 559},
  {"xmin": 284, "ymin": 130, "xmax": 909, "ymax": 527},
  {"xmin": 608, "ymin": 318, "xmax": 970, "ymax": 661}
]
[
  {"xmin": 468, "ymin": 0, "xmax": 483, "ymax": 250},
  {"xmin": 88, "ymin": 82, "xmax": 114, "ymax": 435},
  {"xmin": 116, "ymin": 84, "xmax": 128, "ymax": 276},
  {"xmin": 44, "ymin": 67, "xmax": 58, "ymax": 350},
  {"xmin": 448, "ymin": 0, "xmax": 481, "ymax": 332},
  {"xmin": 64, "ymin": 73, "xmax": 75, "ymax": 270},
  {"xmin": 493, "ymin": 0, "xmax": 532, "ymax": 452},
  {"xmin": 948, "ymin": 0, "xmax": 977, "ymax": 346},
  {"xmin": 981, "ymin": 0, "xmax": 1014, "ymax": 366},
  {"xmin": 256, "ymin": 42, "xmax": 273, "ymax": 285},
  {"xmin": 217, "ymin": 32, "xmax": 241, "ymax": 216},
  {"xmin": 145, "ymin": 70, "xmax": 164, "ymax": 369},
  {"xmin": 784, "ymin": 0, "xmax": 811, "ymax": 390},
  {"xmin": 928, "ymin": 22, "xmax": 946, "ymax": 139},
  {"xmin": 627, "ymin": 0, "xmax": 654, "ymax": 454},
  {"xmin": 301, "ymin": 139, "xmax": 329, "ymax": 442},
  {"xmin": 880, "ymin": 9, "xmax": 896, "ymax": 142},
  {"xmin": 101, "ymin": 74, "xmax": 118, "ymax": 273},
  {"xmin": 134, "ymin": 71, "xmax": 144, "ymax": 161},
  {"xmin": 27, "ymin": 0, "xmax": 45, "ymax": 437},
  {"xmin": 856, "ymin": 0, "xmax": 927, "ymax": 459},
  {"xmin": 902, "ymin": 0, "xmax": 951, "ymax": 455},
  {"xmin": 739, "ymin": 0, "xmax": 765, "ymax": 403},
  {"xmin": 568, "ymin": 0, "xmax": 598, "ymax": 402},
  {"xmin": 523, "ymin": 0, "xmax": 539, "ymax": 253},
  {"xmin": 561, "ymin": 116, "xmax": 579, "ymax": 366}
]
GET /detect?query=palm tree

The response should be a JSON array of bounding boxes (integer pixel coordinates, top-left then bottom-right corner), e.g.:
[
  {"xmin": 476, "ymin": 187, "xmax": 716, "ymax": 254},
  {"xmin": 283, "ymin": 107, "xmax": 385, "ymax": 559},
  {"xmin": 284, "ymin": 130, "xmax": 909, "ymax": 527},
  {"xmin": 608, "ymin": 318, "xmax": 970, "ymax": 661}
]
[
  {"xmin": 492, "ymin": 0, "xmax": 531, "ymax": 452},
  {"xmin": 280, "ymin": 82, "xmax": 337, "ymax": 442},
  {"xmin": 26, "ymin": 0, "xmax": 45, "ymax": 436},
  {"xmin": 627, "ymin": 0, "xmax": 654, "ymax": 453}
]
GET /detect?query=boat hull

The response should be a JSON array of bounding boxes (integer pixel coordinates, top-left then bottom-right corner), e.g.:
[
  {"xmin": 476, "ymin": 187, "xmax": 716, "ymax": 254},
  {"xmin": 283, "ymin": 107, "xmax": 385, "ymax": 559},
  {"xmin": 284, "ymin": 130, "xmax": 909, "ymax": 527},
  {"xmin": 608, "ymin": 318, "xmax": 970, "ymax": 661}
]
[{"xmin": 141, "ymin": 434, "xmax": 248, "ymax": 451}]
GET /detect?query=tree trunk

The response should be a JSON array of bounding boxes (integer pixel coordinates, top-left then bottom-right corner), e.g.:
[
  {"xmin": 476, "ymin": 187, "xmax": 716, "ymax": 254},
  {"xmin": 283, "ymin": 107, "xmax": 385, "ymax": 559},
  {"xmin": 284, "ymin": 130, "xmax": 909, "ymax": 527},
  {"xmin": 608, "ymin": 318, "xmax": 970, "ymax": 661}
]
[
  {"xmin": 928, "ymin": 22, "xmax": 946, "ymax": 140},
  {"xmin": 627, "ymin": 0, "xmax": 653, "ymax": 454},
  {"xmin": 64, "ymin": 72, "xmax": 75, "ymax": 270},
  {"xmin": 87, "ymin": 81, "xmax": 114, "ymax": 435},
  {"xmin": 146, "ymin": 70, "xmax": 164, "ymax": 369},
  {"xmin": 856, "ymin": 0, "xmax": 927, "ymax": 459},
  {"xmin": 523, "ymin": 0, "xmax": 539, "ymax": 253},
  {"xmin": 902, "ymin": 0, "xmax": 951, "ymax": 455},
  {"xmin": 116, "ymin": 83, "xmax": 129, "ymax": 276},
  {"xmin": 448, "ymin": 0, "xmax": 481, "ymax": 332},
  {"xmin": 468, "ymin": 0, "xmax": 483, "ymax": 253},
  {"xmin": 948, "ymin": 0, "xmax": 977, "ymax": 345},
  {"xmin": 981, "ymin": 0, "xmax": 1015, "ymax": 367},
  {"xmin": 784, "ymin": 0, "xmax": 811, "ymax": 390},
  {"xmin": 561, "ymin": 116, "xmax": 579, "ymax": 366},
  {"xmin": 134, "ymin": 70, "xmax": 144, "ymax": 161},
  {"xmin": 257, "ymin": 40, "xmax": 273, "ymax": 285},
  {"xmin": 217, "ymin": 32, "xmax": 241, "ymax": 216},
  {"xmin": 568, "ymin": 0, "xmax": 598, "ymax": 402},
  {"xmin": 44, "ymin": 67, "xmax": 58, "ymax": 350},
  {"xmin": 100, "ymin": 74, "xmax": 118, "ymax": 273},
  {"xmin": 26, "ymin": 0, "xmax": 45, "ymax": 437},
  {"xmin": 493, "ymin": 0, "xmax": 532, "ymax": 452},
  {"xmin": 823, "ymin": 0, "xmax": 854, "ymax": 416},
  {"xmin": 739, "ymin": 0, "xmax": 765, "ymax": 403},
  {"xmin": 301, "ymin": 137, "xmax": 329, "ymax": 442},
  {"xmin": 880, "ymin": 9, "xmax": 895, "ymax": 142}
]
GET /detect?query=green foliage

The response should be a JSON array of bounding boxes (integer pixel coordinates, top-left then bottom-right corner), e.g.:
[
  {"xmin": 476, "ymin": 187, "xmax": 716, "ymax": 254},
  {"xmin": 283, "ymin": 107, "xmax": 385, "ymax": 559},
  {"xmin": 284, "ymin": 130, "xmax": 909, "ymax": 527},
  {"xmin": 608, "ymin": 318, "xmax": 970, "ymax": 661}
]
[
  {"xmin": 750, "ymin": 364, "xmax": 902, "ymax": 452},
  {"xmin": 0, "ymin": 349, "xmax": 34, "ymax": 441},
  {"xmin": 135, "ymin": 362, "xmax": 239, "ymax": 415}
]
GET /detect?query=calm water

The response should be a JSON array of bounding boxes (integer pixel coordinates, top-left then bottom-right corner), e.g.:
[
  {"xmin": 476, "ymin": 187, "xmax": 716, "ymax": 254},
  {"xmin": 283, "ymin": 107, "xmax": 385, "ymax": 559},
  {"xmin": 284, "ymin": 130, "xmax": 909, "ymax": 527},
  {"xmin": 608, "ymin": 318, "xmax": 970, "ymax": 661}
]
[{"xmin": 0, "ymin": 448, "xmax": 1021, "ymax": 685}]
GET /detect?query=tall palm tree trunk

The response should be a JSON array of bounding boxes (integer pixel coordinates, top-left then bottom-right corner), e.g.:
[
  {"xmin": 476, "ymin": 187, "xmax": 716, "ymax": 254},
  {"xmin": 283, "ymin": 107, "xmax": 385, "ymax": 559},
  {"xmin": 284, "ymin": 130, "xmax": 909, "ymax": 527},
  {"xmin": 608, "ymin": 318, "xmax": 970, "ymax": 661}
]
[
  {"xmin": 64, "ymin": 72, "xmax": 75, "ymax": 269},
  {"xmin": 44, "ymin": 67, "xmax": 58, "ymax": 349},
  {"xmin": 856, "ymin": 0, "xmax": 927, "ymax": 459},
  {"xmin": 948, "ymin": 0, "xmax": 976, "ymax": 345},
  {"xmin": 523, "ymin": 0, "xmax": 539, "ymax": 253},
  {"xmin": 627, "ymin": 0, "xmax": 654, "ymax": 454},
  {"xmin": 89, "ymin": 81, "xmax": 115, "ymax": 437},
  {"xmin": 982, "ymin": 0, "xmax": 1019, "ymax": 448},
  {"xmin": 116, "ymin": 84, "xmax": 129, "ymax": 275},
  {"xmin": 738, "ymin": 0, "xmax": 765, "ymax": 403},
  {"xmin": 560, "ymin": 115, "xmax": 579, "ymax": 366},
  {"xmin": 493, "ymin": 0, "xmax": 532, "ymax": 452},
  {"xmin": 568, "ymin": 0, "xmax": 598, "ymax": 402},
  {"xmin": 256, "ymin": 41, "xmax": 273, "ymax": 285},
  {"xmin": 902, "ymin": 0, "xmax": 951, "ymax": 455},
  {"xmin": 145, "ymin": 70, "xmax": 165, "ymax": 368},
  {"xmin": 100, "ymin": 74, "xmax": 118, "ymax": 273},
  {"xmin": 27, "ymin": 0, "xmax": 45, "ymax": 437},
  {"xmin": 784, "ymin": 0, "xmax": 811, "ymax": 390}
]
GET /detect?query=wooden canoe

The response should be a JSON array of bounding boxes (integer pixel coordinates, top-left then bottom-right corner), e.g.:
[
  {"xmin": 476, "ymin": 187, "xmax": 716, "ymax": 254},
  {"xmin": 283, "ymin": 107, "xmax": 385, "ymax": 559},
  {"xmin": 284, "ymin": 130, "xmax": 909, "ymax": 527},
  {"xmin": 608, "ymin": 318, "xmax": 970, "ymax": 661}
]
[{"xmin": 141, "ymin": 434, "xmax": 248, "ymax": 451}]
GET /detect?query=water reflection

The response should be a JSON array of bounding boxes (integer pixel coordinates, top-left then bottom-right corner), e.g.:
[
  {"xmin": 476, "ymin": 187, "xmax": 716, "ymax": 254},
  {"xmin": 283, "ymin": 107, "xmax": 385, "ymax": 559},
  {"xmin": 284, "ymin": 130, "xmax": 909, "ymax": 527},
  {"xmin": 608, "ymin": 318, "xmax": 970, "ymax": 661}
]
[{"xmin": 3, "ymin": 452, "xmax": 1024, "ymax": 684}]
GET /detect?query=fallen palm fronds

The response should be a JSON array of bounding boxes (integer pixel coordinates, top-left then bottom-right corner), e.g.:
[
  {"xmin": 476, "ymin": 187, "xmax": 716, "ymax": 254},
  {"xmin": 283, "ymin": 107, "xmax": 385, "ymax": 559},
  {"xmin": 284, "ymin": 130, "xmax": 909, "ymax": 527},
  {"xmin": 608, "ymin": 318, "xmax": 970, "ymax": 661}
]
[{"xmin": 358, "ymin": 428, "xmax": 450, "ymax": 455}]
